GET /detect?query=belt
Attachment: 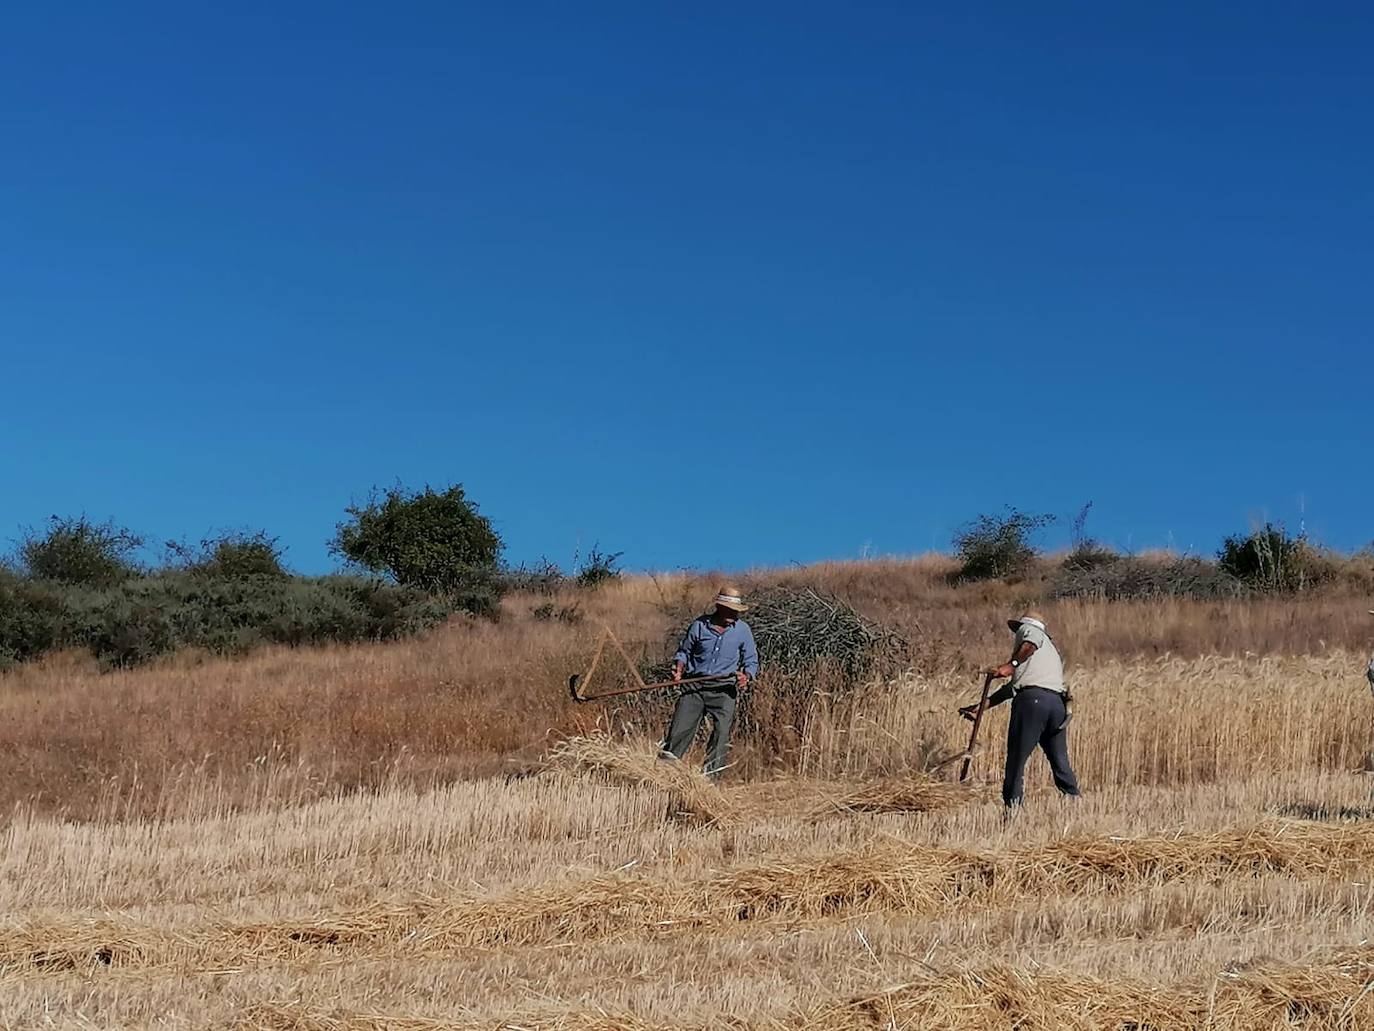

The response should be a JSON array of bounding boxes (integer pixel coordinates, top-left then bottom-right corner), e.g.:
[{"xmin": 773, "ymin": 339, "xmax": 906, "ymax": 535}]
[
  {"xmin": 683, "ymin": 675, "xmax": 737, "ymax": 689},
  {"xmin": 1016, "ymin": 685, "xmax": 1065, "ymax": 696}
]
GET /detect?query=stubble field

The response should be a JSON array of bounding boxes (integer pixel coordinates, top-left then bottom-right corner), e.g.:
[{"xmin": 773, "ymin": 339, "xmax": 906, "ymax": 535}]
[{"xmin": 2, "ymin": 559, "xmax": 1373, "ymax": 1028}]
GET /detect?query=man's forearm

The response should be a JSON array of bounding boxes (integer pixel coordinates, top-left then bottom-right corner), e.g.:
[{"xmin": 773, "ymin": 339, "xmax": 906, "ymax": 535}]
[{"xmin": 987, "ymin": 684, "xmax": 1014, "ymax": 708}]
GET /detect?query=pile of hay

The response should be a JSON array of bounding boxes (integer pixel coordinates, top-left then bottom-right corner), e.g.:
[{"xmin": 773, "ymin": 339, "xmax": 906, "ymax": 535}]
[
  {"xmin": 547, "ymin": 737, "xmax": 740, "ymax": 826},
  {"xmin": 286, "ymin": 821, "xmax": 1374, "ymax": 950},
  {"xmin": 548, "ymin": 738, "xmax": 979, "ymax": 826},
  {"xmin": 705, "ymin": 585, "xmax": 907, "ymax": 746},
  {"xmin": 802, "ymin": 946, "xmax": 1374, "ymax": 1030},
  {"xmin": 592, "ymin": 585, "xmax": 905, "ymax": 754},
  {"xmin": 741, "ymin": 584, "xmax": 905, "ymax": 682}
]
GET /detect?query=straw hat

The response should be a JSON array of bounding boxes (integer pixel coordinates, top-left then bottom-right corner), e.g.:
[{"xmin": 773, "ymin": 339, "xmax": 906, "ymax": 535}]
[
  {"xmin": 713, "ymin": 586, "xmax": 748, "ymax": 612},
  {"xmin": 1008, "ymin": 610, "xmax": 1048, "ymax": 633}
]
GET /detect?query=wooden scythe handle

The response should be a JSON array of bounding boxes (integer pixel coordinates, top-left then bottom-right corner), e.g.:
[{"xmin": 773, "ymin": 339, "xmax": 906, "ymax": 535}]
[
  {"xmin": 958, "ymin": 672, "xmax": 997, "ymax": 783},
  {"xmin": 568, "ymin": 625, "xmax": 738, "ymax": 703}
]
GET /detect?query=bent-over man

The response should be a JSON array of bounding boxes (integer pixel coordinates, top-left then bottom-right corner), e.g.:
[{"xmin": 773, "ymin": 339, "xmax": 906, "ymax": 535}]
[
  {"xmin": 960, "ymin": 610, "xmax": 1080, "ymax": 807},
  {"xmin": 660, "ymin": 585, "xmax": 759, "ymax": 778}
]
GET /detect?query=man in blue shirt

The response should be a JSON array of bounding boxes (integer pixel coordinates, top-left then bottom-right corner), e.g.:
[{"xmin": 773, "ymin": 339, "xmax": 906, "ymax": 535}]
[{"xmin": 661, "ymin": 585, "xmax": 760, "ymax": 778}]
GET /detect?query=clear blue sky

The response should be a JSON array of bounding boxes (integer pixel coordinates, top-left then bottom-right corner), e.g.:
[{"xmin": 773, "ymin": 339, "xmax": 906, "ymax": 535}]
[{"xmin": 3, "ymin": 3, "xmax": 1370, "ymax": 574}]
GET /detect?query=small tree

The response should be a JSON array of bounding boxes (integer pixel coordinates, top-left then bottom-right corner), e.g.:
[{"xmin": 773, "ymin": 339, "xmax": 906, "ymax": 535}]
[
  {"xmin": 952, "ymin": 507, "xmax": 1055, "ymax": 582},
  {"xmin": 1218, "ymin": 522, "xmax": 1331, "ymax": 593},
  {"xmin": 575, "ymin": 545, "xmax": 623, "ymax": 588},
  {"xmin": 1064, "ymin": 501, "xmax": 1117, "ymax": 571},
  {"xmin": 19, "ymin": 516, "xmax": 143, "ymax": 586},
  {"xmin": 331, "ymin": 484, "xmax": 503, "ymax": 603},
  {"xmin": 167, "ymin": 531, "xmax": 289, "ymax": 578}
]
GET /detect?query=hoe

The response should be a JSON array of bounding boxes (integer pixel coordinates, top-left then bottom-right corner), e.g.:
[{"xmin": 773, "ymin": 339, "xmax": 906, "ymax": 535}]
[{"xmin": 568, "ymin": 625, "xmax": 734, "ymax": 703}]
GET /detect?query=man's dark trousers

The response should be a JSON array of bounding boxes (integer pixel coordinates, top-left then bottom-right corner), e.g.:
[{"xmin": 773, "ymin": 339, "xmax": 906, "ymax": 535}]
[
  {"xmin": 662, "ymin": 683, "xmax": 737, "ymax": 778},
  {"xmin": 1003, "ymin": 687, "xmax": 1080, "ymax": 806}
]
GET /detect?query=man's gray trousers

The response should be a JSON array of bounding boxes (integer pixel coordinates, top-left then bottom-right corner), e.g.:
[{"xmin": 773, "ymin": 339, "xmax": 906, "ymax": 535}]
[
  {"xmin": 662, "ymin": 685, "xmax": 737, "ymax": 777},
  {"xmin": 1003, "ymin": 686, "xmax": 1080, "ymax": 806}
]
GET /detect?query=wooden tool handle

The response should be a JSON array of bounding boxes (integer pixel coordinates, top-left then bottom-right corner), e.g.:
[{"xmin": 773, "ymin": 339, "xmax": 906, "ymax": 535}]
[{"xmin": 958, "ymin": 672, "xmax": 996, "ymax": 782}]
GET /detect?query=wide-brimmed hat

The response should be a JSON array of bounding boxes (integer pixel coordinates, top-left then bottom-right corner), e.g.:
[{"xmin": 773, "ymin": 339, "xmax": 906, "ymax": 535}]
[
  {"xmin": 1008, "ymin": 611, "xmax": 1047, "ymax": 633},
  {"xmin": 713, "ymin": 586, "xmax": 748, "ymax": 612}
]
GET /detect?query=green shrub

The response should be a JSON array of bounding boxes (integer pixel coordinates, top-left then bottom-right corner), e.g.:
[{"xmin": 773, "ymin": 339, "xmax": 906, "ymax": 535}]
[
  {"xmin": 1217, "ymin": 523, "xmax": 1334, "ymax": 593},
  {"xmin": 0, "ymin": 569, "xmax": 459, "ymax": 670},
  {"xmin": 1063, "ymin": 501, "xmax": 1119, "ymax": 571},
  {"xmin": 331, "ymin": 484, "xmax": 503, "ymax": 613},
  {"xmin": 575, "ymin": 546, "xmax": 623, "ymax": 588},
  {"xmin": 90, "ymin": 597, "xmax": 176, "ymax": 668},
  {"xmin": 19, "ymin": 516, "xmax": 143, "ymax": 586},
  {"xmin": 501, "ymin": 558, "xmax": 567, "ymax": 595},
  {"xmin": 0, "ymin": 569, "xmax": 77, "ymax": 667},
  {"xmin": 166, "ymin": 531, "xmax": 289, "ymax": 578},
  {"xmin": 1063, "ymin": 542, "xmax": 1120, "ymax": 571},
  {"xmin": 952, "ymin": 508, "xmax": 1055, "ymax": 582}
]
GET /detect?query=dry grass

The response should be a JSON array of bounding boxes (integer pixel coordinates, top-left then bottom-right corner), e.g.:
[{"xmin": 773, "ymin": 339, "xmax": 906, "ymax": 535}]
[
  {"xmin": 245, "ymin": 944, "xmax": 1374, "ymax": 1029},
  {"xmin": 2, "ymin": 561, "xmax": 1374, "ymax": 1027},
  {"xmin": 548, "ymin": 736, "xmax": 984, "ymax": 825},
  {"xmin": 1, "ymin": 804, "xmax": 1372, "ymax": 977},
  {"xmin": 1, "ymin": 560, "xmax": 1372, "ymax": 820},
  {"xmin": 548, "ymin": 736, "xmax": 743, "ymax": 825}
]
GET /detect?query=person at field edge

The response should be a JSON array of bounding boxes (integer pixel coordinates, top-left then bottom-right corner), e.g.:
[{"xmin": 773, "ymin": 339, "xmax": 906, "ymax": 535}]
[
  {"xmin": 959, "ymin": 610, "xmax": 1080, "ymax": 807},
  {"xmin": 1366, "ymin": 611, "xmax": 1374, "ymax": 697},
  {"xmin": 660, "ymin": 586, "xmax": 759, "ymax": 779}
]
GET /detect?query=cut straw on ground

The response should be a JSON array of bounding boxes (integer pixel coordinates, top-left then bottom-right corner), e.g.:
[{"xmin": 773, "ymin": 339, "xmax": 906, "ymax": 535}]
[
  {"xmin": 547, "ymin": 737, "xmax": 984, "ymax": 824},
  {"xmin": 242, "ymin": 944, "xmax": 1374, "ymax": 1030},
  {"xmin": 4, "ymin": 821, "xmax": 1372, "ymax": 975}
]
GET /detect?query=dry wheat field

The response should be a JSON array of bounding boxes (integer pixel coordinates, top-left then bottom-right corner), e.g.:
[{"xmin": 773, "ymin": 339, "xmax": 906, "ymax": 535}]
[{"xmin": 3, "ymin": 561, "xmax": 1374, "ymax": 1029}]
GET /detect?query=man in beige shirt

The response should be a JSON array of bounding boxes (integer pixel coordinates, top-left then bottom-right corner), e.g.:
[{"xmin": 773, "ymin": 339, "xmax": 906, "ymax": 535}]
[
  {"xmin": 1366, "ymin": 611, "xmax": 1374, "ymax": 697},
  {"xmin": 960, "ymin": 610, "xmax": 1080, "ymax": 807}
]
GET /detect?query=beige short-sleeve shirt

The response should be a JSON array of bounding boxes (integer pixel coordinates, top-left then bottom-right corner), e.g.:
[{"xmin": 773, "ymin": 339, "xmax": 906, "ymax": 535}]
[{"xmin": 1011, "ymin": 622, "xmax": 1065, "ymax": 693}]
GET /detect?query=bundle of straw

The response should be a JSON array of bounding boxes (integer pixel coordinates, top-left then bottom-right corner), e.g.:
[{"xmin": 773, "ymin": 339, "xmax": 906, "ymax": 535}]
[
  {"xmin": 548, "ymin": 738, "xmax": 981, "ymax": 826},
  {"xmin": 547, "ymin": 737, "xmax": 741, "ymax": 826}
]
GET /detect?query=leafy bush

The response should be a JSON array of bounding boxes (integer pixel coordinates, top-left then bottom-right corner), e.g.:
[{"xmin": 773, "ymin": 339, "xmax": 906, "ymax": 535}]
[
  {"xmin": 1063, "ymin": 501, "xmax": 1119, "ymax": 570},
  {"xmin": 502, "ymin": 547, "xmax": 624, "ymax": 594},
  {"xmin": 1217, "ymin": 523, "xmax": 1334, "ymax": 593},
  {"xmin": 952, "ymin": 508, "xmax": 1055, "ymax": 582},
  {"xmin": 90, "ymin": 596, "xmax": 176, "ymax": 668},
  {"xmin": 0, "ymin": 569, "xmax": 81, "ymax": 667},
  {"xmin": 1063, "ymin": 542, "xmax": 1120, "ymax": 571},
  {"xmin": 0, "ymin": 570, "xmax": 458, "ymax": 669},
  {"xmin": 19, "ymin": 516, "xmax": 143, "ymax": 586},
  {"xmin": 575, "ymin": 546, "xmax": 623, "ymax": 588},
  {"xmin": 166, "ymin": 531, "xmax": 289, "ymax": 578},
  {"xmin": 331, "ymin": 484, "xmax": 503, "ymax": 613},
  {"xmin": 501, "ymin": 558, "xmax": 567, "ymax": 596}
]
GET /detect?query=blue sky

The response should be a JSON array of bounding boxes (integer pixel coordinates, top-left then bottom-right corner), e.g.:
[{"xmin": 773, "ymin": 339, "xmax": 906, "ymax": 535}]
[{"xmin": 2, "ymin": 2, "xmax": 1370, "ymax": 574}]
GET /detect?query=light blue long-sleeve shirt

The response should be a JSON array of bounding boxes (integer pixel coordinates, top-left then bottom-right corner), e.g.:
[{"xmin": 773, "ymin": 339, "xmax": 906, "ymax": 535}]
[{"xmin": 674, "ymin": 616, "xmax": 759, "ymax": 680}]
